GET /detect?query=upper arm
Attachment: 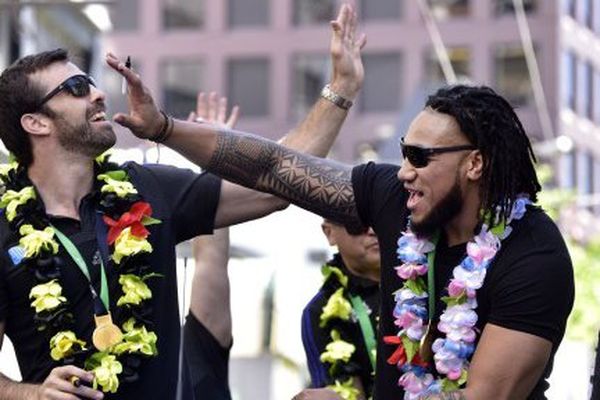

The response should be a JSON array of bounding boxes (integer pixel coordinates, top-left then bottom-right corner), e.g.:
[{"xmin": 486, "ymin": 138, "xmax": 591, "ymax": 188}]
[
  {"xmin": 214, "ymin": 181, "xmax": 288, "ymax": 228},
  {"xmin": 465, "ymin": 323, "xmax": 551, "ymax": 400}
]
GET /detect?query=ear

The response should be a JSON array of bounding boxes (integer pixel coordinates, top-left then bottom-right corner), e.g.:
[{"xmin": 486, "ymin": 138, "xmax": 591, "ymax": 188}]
[
  {"xmin": 465, "ymin": 150, "xmax": 483, "ymax": 181},
  {"xmin": 321, "ymin": 222, "xmax": 337, "ymax": 246},
  {"xmin": 20, "ymin": 113, "xmax": 51, "ymax": 137}
]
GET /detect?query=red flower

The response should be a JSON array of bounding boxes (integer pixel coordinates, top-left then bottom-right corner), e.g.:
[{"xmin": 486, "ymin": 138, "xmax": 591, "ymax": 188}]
[
  {"xmin": 103, "ymin": 201, "xmax": 153, "ymax": 245},
  {"xmin": 384, "ymin": 336, "xmax": 406, "ymax": 365}
]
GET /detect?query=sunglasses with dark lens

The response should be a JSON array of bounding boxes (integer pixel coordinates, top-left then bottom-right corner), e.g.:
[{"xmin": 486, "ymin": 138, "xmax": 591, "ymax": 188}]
[
  {"xmin": 38, "ymin": 74, "xmax": 97, "ymax": 109},
  {"xmin": 400, "ymin": 138, "xmax": 476, "ymax": 168},
  {"xmin": 344, "ymin": 224, "xmax": 370, "ymax": 236}
]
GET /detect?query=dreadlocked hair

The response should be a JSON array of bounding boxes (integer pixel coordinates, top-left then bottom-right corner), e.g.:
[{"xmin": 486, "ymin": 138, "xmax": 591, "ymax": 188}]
[{"xmin": 425, "ymin": 84, "xmax": 541, "ymax": 226}]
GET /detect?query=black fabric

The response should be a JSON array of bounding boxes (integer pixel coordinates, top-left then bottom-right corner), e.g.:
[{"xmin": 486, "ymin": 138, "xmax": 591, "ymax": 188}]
[
  {"xmin": 301, "ymin": 253, "xmax": 379, "ymax": 396},
  {"xmin": 351, "ymin": 162, "xmax": 574, "ymax": 400},
  {"xmin": 183, "ymin": 312, "xmax": 232, "ymax": 400},
  {"xmin": 0, "ymin": 162, "xmax": 222, "ymax": 400}
]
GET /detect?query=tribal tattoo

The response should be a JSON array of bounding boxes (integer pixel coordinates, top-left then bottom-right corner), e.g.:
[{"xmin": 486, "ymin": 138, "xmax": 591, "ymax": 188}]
[{"xmin": 207, "ymin": 129, "xmax": 360, "ymax": 225}]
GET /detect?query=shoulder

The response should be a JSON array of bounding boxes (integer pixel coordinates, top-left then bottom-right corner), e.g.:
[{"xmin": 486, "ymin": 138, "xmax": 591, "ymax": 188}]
[{"xmin": 352, "ymin": 162, "xmax": 400, "ymax": 186}]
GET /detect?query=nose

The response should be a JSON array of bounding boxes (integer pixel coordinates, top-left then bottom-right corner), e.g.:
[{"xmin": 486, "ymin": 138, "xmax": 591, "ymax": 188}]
[
  {"xmin": 90, "ymin": 84, "xmax": 106, "ymax": 104},
  {"xmin": 397, "ymin": 159, "xmax": 416, "ymax": 183}
]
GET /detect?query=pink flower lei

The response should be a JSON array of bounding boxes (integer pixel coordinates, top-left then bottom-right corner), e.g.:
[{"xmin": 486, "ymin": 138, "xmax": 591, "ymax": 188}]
[{"xmin": 385, "ymin": 196, "xmax": 531, "ymax": 399}]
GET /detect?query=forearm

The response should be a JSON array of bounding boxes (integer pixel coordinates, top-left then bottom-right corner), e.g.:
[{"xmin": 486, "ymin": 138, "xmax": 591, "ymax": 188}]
[
  {"xmin": 280, "ymin": 81, "xmax": 356, "ymax": 157},
  {"xmin": 0, "ymin": 373, "xmax": 38, "ymax": 400},
  {"xmin": 166, "ymin": 123, "xmax": 360, "ymax": 224}
]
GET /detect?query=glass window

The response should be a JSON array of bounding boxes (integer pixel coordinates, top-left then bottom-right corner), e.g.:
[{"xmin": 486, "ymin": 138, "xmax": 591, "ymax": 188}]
[
  {"xmin": 424, "ymin": 47, "xmax": 471, "ymax": 83},
  {"xmin": 292, "ymin": 0, "xmax": 336, "ymax": 25},
  {"xmin": 161, "ymin": 59, "xmax": 204, "ymax": 118},
  {"xmin": 290, "ymin": 53, "xmax": 330, "ymax": 120},
  {"xmin": 579, "ymin": 61, "xmax": 593, "ymax": 119},
  {"xmin": 562, "ymin": 52, "xmax": 577, "ymax": 110},
  {"xmin": 563, "ymin": 0, "xmax": 576, "ymax": 18},
  {"xmin": 228, "ymin": 0, "xmax": 269, "ymax": 28},
  {"xmin": 110, "ymin": 0, "xmax": 139, "ymax": 31},
  {"xmin": 493, "ymin": 0, "xmax": 536, "ymax": 16},
  {"xmin": 493, "ymin": 44, "xmax": 532, "ymax": 106},
  {"xmin": 162, "ymin": 0, "xmax": 203, "ymax": 29},
  {"xmin": 360, "ymin": 53, "xmax": 401, "ymax": 113},
  {"xmin": 428, "ymin": 0, "xmax": 470, "ymax": 20},
  {"xmin": 594, "ymin": 70, "xmax": 600, "ymax": 124},
  {"xmin": 360, "ymin": 0, "xmax": 401, "ymax": 21},
  {"xmin": 227, "ymin": 58, "xmax": 270, "ymax": 117},
  {"xmin": 581, "ymin": 0, "xmax": 593, "ymax": 28}
]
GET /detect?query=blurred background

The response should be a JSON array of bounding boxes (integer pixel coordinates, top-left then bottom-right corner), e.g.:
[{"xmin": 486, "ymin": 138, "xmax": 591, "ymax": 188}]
[{"xmin": 0, "ymin": 0, "xmax": 599, "ymax": 398}]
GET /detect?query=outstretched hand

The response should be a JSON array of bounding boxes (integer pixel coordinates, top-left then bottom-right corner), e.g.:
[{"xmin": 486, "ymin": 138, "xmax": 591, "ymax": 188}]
[
  {"xmin": 187, "ymin": 92, "xmax": 240, "ymax": 129},
  {"xmin": 329, "ymin": 3, "xmax": 367, "ymax": 100},
  {"xmin": 105, "ymin": 53, "xmax": 164, "ymax": 140}
]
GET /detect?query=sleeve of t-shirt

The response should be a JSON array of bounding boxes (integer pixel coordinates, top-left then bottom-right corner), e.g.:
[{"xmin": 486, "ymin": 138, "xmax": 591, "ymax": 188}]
[
  {"xmin": 127, "ymin": 163, "xmax": 222, "ymax": 243},
  {"xmin": 301, "ymin": 293, "xmax": 329, "ymax": 388},
  {"xmin": 486, "ymin": 225, "xmax": 574, "ymax": 348},
  {"xmin": 351, "ymin": 162, "xmax": 403, "ymax": 228}
]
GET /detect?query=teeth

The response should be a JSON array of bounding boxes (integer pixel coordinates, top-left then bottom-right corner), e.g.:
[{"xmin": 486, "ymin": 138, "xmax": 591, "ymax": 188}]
[{"xmin": 90, "ymin": 111, "xmax": 106, "ymax": 122}]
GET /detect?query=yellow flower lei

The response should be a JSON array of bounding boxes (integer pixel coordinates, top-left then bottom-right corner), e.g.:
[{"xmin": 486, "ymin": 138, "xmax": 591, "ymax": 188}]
[{"xmin": 0, "ymin": 153, "xmax": 161, "ymax": 393}]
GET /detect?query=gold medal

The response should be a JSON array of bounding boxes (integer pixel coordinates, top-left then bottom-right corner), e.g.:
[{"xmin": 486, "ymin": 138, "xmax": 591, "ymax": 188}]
[
  {"xmin": 92, "ymin": 313, "xmax": 123, "ymax": 351},
  {"xmin": 419, "ymin": 320, "xmax": 435, "ymax": 364}
]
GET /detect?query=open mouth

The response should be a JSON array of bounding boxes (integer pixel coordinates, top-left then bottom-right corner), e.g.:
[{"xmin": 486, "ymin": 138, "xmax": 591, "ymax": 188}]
[
  {"xmin": 89, "ymin": 111, "xmax": 108, "ymax": 123},
  {"xmin": 406, "ymin": 188, "xmax": 424, "ymax": 210}
]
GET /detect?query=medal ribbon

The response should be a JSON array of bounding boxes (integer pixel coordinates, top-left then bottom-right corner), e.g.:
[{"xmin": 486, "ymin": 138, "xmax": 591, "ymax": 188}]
[
  {"xmin": 52, "ymin": 226, "xmax": 110, "ymax": 314},
  {"xmin": 350, "ymin": 294, "xmax": 377, "ymax": 371}
]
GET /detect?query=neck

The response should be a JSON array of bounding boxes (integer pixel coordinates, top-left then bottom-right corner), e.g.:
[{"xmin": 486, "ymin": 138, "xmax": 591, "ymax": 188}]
[
  {"xmin": 27, "ymin": 153, "xmax": 95, "ymax": 220},
  {"xmin": 443, "ymin": 192, "xmax": 481, "ymax": 247}
]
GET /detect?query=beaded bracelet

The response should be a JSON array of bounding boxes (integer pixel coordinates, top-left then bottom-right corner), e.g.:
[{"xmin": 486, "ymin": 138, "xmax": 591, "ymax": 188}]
[{"xmin": 150, "ymin": 110, "xmax": 174, "ymax": 143}]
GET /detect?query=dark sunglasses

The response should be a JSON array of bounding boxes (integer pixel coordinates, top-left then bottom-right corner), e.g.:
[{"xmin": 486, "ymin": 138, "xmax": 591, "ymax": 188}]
[
  {"xmin": 38, "ymin": 74, "xmax": 97, "ymax": 109},
  {"xmin": 400, "ymin": 138, "xmax": 476, "ymax": 168}
]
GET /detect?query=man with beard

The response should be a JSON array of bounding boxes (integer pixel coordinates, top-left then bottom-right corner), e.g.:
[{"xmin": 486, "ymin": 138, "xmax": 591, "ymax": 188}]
[
  {"xmin": 0, "ymin": 4, "xmax": 366, "ymax": 399},
  {"xmin": 117, "ymin": 80, "xmax": 574, "ymax": 399}
]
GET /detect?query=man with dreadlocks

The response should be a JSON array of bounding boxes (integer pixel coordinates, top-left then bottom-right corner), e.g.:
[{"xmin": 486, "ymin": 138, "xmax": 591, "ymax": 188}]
[{"xmin": 117, "ymin": 81, "xmax": 574, "ymax": 399}]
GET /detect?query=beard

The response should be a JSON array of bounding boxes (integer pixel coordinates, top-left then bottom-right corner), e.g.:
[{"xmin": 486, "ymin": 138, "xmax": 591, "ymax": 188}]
[
  {"xmin": 411, "ymin": 175, "xmax": 464, "ymax": 238},
  {"xmin": 54, "ymin": 110, "xmax": 116, "ymax": 158}
]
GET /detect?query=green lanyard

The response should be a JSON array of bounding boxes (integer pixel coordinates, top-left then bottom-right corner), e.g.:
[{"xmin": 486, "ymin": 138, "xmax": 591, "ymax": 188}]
[
  {"xmin": 426, "ymin": 232, "xmax": 440, "ymax": 321},
  {"xmin": 52, "ymin": 226, "xmax": 110, "ymax": 313},
  {"xmin": 350, "ymin": 294, "xmax": 377, "ymax": 371}
]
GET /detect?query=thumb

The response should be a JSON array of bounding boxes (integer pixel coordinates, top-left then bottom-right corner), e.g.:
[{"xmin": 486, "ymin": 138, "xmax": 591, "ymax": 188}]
[{"xmin": 113, "ymin": 113, "xmax": 138, "ymax": 130}]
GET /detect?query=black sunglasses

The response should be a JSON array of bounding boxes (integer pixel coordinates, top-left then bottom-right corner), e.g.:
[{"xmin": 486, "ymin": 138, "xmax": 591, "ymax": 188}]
[
  {"xmin": 38, "ymin": 74, "xmax": 97, "ymax": 109},
  {"xmin": 400, "ymin": 138, "xmax": 476, "ymax": 168}
]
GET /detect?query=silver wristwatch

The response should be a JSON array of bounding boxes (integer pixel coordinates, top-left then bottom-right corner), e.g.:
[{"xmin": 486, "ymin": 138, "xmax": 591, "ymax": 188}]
[{"xmin": 320, "ymin": 84, "xmax": 353, "ymax": 110}]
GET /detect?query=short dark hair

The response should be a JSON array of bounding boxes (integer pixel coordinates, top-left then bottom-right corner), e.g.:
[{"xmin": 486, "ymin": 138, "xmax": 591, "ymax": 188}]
[
  {"xmin": 425, "ymin": 84, "xmax": 541, "ymax": 224},
  {"xmin": 0, "ymin": 48, "xmax": 69, "ymax": 166}
]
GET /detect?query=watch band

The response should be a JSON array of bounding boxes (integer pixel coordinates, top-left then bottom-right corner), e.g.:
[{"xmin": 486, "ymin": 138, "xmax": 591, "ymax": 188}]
[{"xmin": 320, "ymin": 84, "xmax": 353, "ymax": 110}]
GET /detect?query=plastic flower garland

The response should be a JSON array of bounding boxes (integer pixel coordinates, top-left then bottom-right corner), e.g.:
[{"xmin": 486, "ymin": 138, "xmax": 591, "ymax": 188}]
[
  {"xmin": 385, "ymin": 197, "xmax": 531, "ymax": 399},
  {"xmin": 0, "ymin": 152, "xmax": 160, "ymax": 393},
  {"xmin": 317, "ymin": 263, "xmax": 368, "ymax": 400}
]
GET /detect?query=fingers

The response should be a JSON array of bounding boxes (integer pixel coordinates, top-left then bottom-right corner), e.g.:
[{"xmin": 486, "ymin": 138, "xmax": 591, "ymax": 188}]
[
  {"xmin": 208, "ymin": 92, "xmax": 218, "ymax": 122},
  {"xmin": 42, "ymin": 366, "xmax": 103, "ymax": 400},
  {"xmin": 226, "ymin": 105, "xmax": 240, "ymax": 128},
  {"xmin": 112, "ymin": 112, "xmax": 137, "ymax": 130},
  {"xmin": 217, "ymin": 96, "xmax": 228, "ymax": 124},
  {"xmin": 196, "ymin": 92, "xmax": 208, "ymax": 119},
  {"xmin": 105, "ymin": 53, "xmax": 142, "ymax": 96}
]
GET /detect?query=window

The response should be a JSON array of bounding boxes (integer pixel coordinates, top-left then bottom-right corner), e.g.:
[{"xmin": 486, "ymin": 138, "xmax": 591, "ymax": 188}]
[
  {"xmin": 290, "ymin": 53, "xmax": 329, "ymax": 120},
  {"xmin": 563, "ymin": 0, "xmax": 576, "ymax": 18},
  {"xmin": 292, "ymin": 0, "xmax": 336, "ymax": 25},
  {"xmin": 578, "ymin": 61, "xmax": 593, "ymax": 119},
  {"xmin": 594, "ymin": 70, "xmax": 600, "ymax": 124},
  {"xmin": 562, "ymin": 52, "xmax": 577, "ymax": 110},
  {"xmin": 581, "ymin": 0, "xmax": 593, "ymax": 28},
  {"xmin": 493, "ymin": 44, "xmax": 532, "ymax": 106},
  {"xmin": 360, "ymin": 53, "xmax": 401, "ymax": 113},
  {"xmin": 227, "ymin": 58, "xmax": 270, "ymax": 117},
  {"xmin": 110, "ymin": 0, "xmax": 139, "ymax": 31},
  {"xmin": 493, "ymin": 0, "xmax": 536, "ymax": 16},
  {"xmin": 228, "ymin": 0, "xmax": 269, "ymax": 28},
  {"xmin": 360, "ymin": 0, "xmax": 401, "ymax": 21},
  {"xmin": 424, "ymin": 47, "xmax": 471, "ymax": 83},
  {"xmin": 161, "ymin": 59, "xmax": 203, "ymax": 118},
  {"xmin": 162, "ymin": 0, "xmax": 203, "ymax": 29},
  {"xmin": 428, "ymin": 0, "xmax": 470, "ymax": 20}
]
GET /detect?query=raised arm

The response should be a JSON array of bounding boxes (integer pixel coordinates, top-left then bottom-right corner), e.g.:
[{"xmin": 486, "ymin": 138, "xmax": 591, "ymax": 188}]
[{"xmin": 105, "ymin": 3, "xmax": 365, "ymax": 227}]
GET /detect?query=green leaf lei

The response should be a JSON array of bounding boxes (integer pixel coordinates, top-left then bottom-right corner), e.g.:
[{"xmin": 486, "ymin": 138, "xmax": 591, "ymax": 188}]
[{"xmin": 0, "ymin": 152, "xmax": 160, "ymax": 393}]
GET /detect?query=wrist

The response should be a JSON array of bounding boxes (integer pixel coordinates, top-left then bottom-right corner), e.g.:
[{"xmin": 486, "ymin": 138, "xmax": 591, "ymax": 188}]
[{"xmin": 329, "ymin": 79, "xmax": 360, "ymax": 101}]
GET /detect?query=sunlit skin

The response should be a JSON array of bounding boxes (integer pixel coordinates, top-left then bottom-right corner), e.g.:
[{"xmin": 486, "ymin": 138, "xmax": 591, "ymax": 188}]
[
  {"xmin": 321, "ymin": 221, "xmax": 380, "ymax": 282},
  {"xmin": 397, "ymin": 108, "xmax": 484, "ymax": 246}
]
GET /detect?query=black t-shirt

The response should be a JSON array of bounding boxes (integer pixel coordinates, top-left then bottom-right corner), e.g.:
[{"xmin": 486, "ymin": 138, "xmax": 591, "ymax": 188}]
[
  {"xmin": 0, "ymin": 162, "xmax": 222, "ymax": 400},
  {"xmin": 301, "ymin": 254, "xmax": 379, "ymax": 396},
  {"xmin": 351, "ymin": 162, "xmax": 574, "ymax": 400}
]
